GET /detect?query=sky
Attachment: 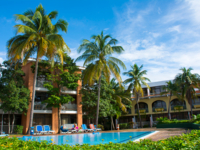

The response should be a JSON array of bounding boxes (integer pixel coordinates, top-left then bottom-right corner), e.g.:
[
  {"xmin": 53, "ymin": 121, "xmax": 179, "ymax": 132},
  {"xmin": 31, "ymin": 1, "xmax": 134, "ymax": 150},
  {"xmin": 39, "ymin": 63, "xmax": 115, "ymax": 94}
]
[{"xmin": 0, "ymin": 0, "xmax": 200, "ymax": 82}]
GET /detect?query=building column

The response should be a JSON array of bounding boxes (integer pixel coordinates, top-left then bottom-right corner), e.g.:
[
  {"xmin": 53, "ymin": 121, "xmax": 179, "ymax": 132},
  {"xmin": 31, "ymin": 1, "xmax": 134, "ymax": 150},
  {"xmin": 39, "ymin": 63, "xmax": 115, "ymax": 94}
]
[
  {"xmin": 147, "ymin": 88, "xmax": 150, "ymax": 96},
  {"xmin": 52, "ymin": 107, "xmax": 59, "ymax": 133},
  {"xmin": 21, "ymin": 62, "xmax": 34, "ymax": 134},
  {"xmin": 77, "ymin": 72, "xmax": 82, "ymax": 128}
]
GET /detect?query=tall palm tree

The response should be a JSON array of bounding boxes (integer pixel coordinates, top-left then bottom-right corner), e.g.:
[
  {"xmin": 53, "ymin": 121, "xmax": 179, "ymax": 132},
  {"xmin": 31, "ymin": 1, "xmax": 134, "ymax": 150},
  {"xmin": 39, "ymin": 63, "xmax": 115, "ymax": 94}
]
[
  {"xmin": 123, "ymin": 64, "xmax": 150, "ymax": 128},
  {"xmin": 161, "ymin": 81, "xmax": 179, "ymax": 119},
  {"xmin": 76, "ymin": 31, "xmax": 126, "ymax": 126},
  {"xmin": 7, "ymin": 4, "xmax": 69, "ymax": 133},
  {"xmin": 175, "ymin": 67, "xmax": 200, "ymax": 117},
  {"xmin": 110, "ymin": 78, "xmax": 131, "ymax": 129}
]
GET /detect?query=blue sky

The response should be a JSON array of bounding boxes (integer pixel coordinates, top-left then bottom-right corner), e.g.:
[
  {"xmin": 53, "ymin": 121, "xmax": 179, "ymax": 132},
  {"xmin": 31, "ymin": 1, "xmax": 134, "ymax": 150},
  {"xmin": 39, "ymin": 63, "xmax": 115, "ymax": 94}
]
[{"xmin": 0, "ymin": 0, "xmax": 200, "ymax": 82}]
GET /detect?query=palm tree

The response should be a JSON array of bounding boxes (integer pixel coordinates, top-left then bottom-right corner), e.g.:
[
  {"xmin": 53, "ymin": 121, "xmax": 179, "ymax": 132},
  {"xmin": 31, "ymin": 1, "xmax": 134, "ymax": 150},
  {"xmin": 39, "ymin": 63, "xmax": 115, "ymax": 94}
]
[
  {"xmin": 110, "ymin": 78, "xmax": 131, "ymax": 129},
  {"xmin": 76, "ymin": 31, "xmax": 126, "ymax": 126},
  {"xmin": 161, "ymin": 81, "xmax": 179, "ymax": 119},
  {"xmin": 7, "ymin": 4, "xmax": 69, "ymax": 133},
  {"xmin": 175, "ymin": 67, "xmax": 200, "ymax": 117},
  {"xmin": 123, "ymin": 64, "xmax": 150, "ymax": 128}
]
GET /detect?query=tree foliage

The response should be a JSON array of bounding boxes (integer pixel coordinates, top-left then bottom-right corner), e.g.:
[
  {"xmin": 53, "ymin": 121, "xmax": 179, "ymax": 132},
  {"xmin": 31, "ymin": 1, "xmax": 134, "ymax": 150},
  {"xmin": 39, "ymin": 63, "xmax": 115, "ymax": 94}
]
[
  {"xmin": 76, "ymin": 31, "xmax": 126, "ymax": 126},
  {"xmin": 32, "ymin": 55, "xmax": 81, "ymax": 132},
  {"xmin": 81, "ymin": 76, "xmax": 131, "ymax": 127},
  {"xmin": 0, "ymin": 61, "xmax": 30, "ymax": 133}
]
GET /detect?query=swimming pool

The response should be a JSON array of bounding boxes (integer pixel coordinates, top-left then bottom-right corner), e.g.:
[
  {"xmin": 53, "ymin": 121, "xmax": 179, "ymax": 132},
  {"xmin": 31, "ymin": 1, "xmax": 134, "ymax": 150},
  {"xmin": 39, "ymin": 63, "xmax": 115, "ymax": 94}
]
[{"xmin": 20, "ymin": 131, "xmax": 155, "ymax": 145}]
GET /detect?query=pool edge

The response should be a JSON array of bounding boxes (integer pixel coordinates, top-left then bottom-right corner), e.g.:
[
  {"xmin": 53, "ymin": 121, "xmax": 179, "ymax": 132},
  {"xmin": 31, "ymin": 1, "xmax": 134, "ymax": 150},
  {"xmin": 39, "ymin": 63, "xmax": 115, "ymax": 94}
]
[{"xmin": 134, "ymin": 131, "xmax": 159, "ymax": 142}]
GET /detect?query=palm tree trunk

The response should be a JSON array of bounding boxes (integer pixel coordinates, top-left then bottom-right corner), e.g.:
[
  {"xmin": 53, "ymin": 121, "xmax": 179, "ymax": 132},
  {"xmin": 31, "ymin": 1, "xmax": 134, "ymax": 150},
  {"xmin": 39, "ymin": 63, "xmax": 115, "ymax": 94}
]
[
  {"xmin": 27, "ymin": 52, "xmax": 39, "ymax": 134},
  {"xmin": 11, "ymin": 114, "xmax": 15, "ymax": 134},
  {"xmin": 58, "ymin": 107, "xmax": 61, "ymax": 134},
  {"xmin": 8, "ymin": 113, "xmax": 10, "ymax": 134},
  {"xmin": 95, "ymin": 75, "xmax": 101, "ymax": 127},
  {"xmin": 111, "ymin": 116, "xmax": 115, "ymax": 130},
  {"xmin": 136, "ymin": 94, "xmax": 142, "ymax": 128},
  {"xmin": 168, "ymin": 94, "xmax": 172, "ymax": 120}
]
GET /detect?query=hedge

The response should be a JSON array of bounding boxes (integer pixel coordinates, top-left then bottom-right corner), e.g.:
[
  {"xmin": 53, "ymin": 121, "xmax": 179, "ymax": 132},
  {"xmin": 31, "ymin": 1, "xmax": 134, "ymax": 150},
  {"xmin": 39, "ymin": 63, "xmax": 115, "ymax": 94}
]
[{"xmin": 0, "ymin": 130, "xmax": 200, "ymax": 149}]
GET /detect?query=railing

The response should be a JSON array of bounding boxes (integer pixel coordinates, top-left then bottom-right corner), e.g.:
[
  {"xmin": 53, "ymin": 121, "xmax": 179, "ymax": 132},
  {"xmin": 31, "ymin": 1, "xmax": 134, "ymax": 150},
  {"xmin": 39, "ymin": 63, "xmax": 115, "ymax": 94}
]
[
  {"xmin": 61, "ymin": 86, "xmax": 77, "ymax": 93},
  {"xmin": 36, "ymin": 80, "xmax": 47, "ymax": 88},
  {"xmin": 171, "ymin": 105, "xmax": 186, "ymax": 110},
  {"xmin": 135, "ymin": 108, "xmax": 148, "ymax": 113},
  {"xmin": 153, "ymin": 107, "xmax": 167, "ymax": 112},
  {"xmin": 61, "ymin": 104, "xmax": 77, "ymax": 111},
  {"xmin": 0, "ymin": 125, "xmax": 18, "ymax": 134},
  {"xmin": 34, "ymin": 102, "xmax": 52, "ymax": 110}
]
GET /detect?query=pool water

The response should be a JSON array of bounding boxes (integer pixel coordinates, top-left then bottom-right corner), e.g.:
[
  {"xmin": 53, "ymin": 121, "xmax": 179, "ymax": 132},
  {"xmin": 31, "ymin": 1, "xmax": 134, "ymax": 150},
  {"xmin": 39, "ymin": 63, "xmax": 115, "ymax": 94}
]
[{"xmin": 20, "ymin": 131, "xmax": 154, "ymax": 145}]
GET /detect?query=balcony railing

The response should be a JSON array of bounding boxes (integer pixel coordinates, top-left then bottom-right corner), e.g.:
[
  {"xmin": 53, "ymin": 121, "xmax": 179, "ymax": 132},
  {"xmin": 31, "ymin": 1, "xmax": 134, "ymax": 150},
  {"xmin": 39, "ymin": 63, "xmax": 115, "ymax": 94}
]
[
  {"xmin": 153, "ymin": 107, "xmax": 167, "ymax": 112},
  {"xmin": 135, "ymin": 108, "xmax": 148, "ymax": 113},
  {"xmin": 34, "ymin": 102, "xmax": 52, "ymax": 110},
  {"xmin": 61, "ymin": 104, "xmax": 77, "ymax": 111},
  {"xmin": 171, "ymin": 105, "xmax": 186, "ymax": 110},
  {"xmin": 36, "ymin": 80, "xmax": 47, "ymax": 88}
]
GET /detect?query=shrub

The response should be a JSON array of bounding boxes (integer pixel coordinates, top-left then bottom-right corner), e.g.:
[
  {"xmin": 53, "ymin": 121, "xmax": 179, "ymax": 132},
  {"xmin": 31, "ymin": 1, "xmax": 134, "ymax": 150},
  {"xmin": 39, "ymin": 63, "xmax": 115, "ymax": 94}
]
[
  {"xmin": 1, "ymin": 130, "xmax": 200, "ymax": 149},
  {"xmin": 14, "ymin": 125, "xmax": 23, "ymax": 134},
  {"xmin": 119, "ymin": 123, "xmax": 128, "ymax": 129},
  {"xmin": 97, "ymin": 124, "xmax": 104, "ymax": 131}
]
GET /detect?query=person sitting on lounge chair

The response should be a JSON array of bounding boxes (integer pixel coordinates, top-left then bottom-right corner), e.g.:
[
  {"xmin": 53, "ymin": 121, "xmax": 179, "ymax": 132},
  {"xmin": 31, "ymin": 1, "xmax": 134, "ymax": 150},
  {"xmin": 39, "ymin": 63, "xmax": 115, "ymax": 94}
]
[{"xmin": 72, "ymin": 124, "xmax": 79, "ymax": 132}]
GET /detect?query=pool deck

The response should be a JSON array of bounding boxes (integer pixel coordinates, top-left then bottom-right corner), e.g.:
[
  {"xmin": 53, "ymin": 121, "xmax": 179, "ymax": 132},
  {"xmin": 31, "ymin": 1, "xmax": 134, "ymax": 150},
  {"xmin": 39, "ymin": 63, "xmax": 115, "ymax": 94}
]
[{"xmin": 8, "ymin": 128, "xmax": 189, "ymax": 141}]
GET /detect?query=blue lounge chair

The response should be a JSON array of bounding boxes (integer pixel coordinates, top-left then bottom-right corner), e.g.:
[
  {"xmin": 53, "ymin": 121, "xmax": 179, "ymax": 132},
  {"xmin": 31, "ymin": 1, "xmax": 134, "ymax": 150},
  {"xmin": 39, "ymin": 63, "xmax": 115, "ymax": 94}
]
[
  {"xmin": 82, "ymin": 124, "xmax": 93, "ymax": 132},
  {"xmin": 43, "ymin": 125, "xmax": 55, "ymax": 134},
  {"xmin": 60, "ymin": 126, "xmax": 71, "ymax": 133},
  {"xmin": 36, "ymin": 125, "xmax": 47, "ymax": 135},
  {"xmin": 94, "ymin": 125, "xmax": 102, "ymax": 131}
]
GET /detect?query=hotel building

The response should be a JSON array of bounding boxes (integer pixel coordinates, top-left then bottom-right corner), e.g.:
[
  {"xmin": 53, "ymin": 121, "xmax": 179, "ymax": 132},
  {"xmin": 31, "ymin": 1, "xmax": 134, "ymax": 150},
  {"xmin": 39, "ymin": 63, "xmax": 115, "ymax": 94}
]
[
  {"xmin": 120, "ymin": 80, "xmax": 200, "ymax": 126},
  {"xmin": 0, "ymin": 59, "xmax": 84, "ymax": 134}
]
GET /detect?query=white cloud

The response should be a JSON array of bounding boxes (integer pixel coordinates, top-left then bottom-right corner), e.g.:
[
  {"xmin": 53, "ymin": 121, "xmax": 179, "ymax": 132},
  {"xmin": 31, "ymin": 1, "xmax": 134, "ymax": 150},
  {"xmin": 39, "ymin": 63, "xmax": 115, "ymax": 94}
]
[
  {"xmin": 114, "ymin": 0, "xmax": 200, "ymax": 82},
  {"xmin": 0, "ymin": 57, "xmax": 4, "ymax": 64}
]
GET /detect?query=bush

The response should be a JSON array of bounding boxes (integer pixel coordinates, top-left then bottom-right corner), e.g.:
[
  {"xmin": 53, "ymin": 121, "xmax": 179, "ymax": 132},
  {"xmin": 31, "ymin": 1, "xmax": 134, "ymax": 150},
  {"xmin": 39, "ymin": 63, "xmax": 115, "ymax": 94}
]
[
  {"xmin": 119, "ymin": 123, "xmax": 128, "ymax": 129},
  {"xmin": 97, "ymin": 124, "xmax": 104, "ymax": 131},
  {"xmin": 14, "ymin": 125, "xmax": 23, "ymax": 134},
  {"xmin": 1, "ymin": 130, "xmax": 200, "ymax": 149}
]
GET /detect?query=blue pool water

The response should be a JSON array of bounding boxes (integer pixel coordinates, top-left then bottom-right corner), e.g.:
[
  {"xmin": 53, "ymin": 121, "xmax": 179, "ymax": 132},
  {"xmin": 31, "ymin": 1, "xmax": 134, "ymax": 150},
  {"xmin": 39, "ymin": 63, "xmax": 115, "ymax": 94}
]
[{"xmin": 20, "ymin": 131, "xmax": 154, "ymax": 145}]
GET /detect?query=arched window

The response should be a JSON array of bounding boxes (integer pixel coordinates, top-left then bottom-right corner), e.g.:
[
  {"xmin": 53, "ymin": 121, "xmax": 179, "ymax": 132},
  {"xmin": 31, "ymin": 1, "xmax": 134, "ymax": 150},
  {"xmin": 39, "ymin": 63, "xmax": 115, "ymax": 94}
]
[
  {"xmin": 152, "ymin": 100, "xmax": 166, "ymax": 112},
  {"xmin": 135, "ymin": 102, "xmax": 148, "ymax": 113},
  {"xmin": 170, "ymin": 99, "xmax": 186, "ymax": 110},
  {"xmin": 192, "ymin": 97, "xmax": 200, "ymax": 108}
]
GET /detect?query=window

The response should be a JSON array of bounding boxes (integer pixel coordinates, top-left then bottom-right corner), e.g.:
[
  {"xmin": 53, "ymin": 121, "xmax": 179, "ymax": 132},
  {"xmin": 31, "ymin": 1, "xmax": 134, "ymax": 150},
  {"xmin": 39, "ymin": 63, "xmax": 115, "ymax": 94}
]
[
  {"xmin": 33, "ymin": 114, "xmax": 52, "ymax": 126},
  {"xmin": 152, "ymin": 100, "xmax": 167, "ymax": 111},
  {"xmin": 61, "ymin": 114, "xmax": 77, "ymax": 125},
  {"xmin": 34, "ymin": 92, "xmax": 51, "ymax": 110},
  {"xmin": 171, "ymin": 112, "xmax": 188, "ymax": 120},
  {"xmin": 170, "ymin": 99, "xmax": 186, "ymax": 110},
  {"xmin": 192, "ymin": 97, "xmax": 200, "ymax": 108},
  {"xmin": 135, "ymin": 102, "xmax": 148, "ymax": 113}
]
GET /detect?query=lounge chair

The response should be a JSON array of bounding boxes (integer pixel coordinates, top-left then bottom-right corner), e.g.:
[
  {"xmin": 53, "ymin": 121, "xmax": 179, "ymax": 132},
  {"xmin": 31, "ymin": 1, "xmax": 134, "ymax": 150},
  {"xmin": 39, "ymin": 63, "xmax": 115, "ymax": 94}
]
[
  {"xmin": 36, "ymin": 125, "xmax": 47, "ymax": 135},
  {"xmin": 43, "ymin": 125, "xmax": 55, "ymax": 134},
  {"xmin": 82, "ymin": 124, "xmax": 93, "ymax": 132},
  {"xmin": 60, "ymin": 126, "xmax": 71, "ymax": 134},
  {"xmin": 94, "ymin": 125, "xmax": 102, "ymax": 131},
  {"xmin": 61, "ymin": 124, "xmax": 77, "ymax": 133}
]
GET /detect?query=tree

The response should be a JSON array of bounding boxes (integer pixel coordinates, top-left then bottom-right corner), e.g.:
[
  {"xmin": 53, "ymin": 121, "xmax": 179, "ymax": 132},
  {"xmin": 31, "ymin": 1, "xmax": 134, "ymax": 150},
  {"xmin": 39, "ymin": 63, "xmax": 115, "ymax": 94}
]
[
  {"xmin": 109, "ymin": 78, "xmax": 131, "ymax": 129},
  {"xmin": 7, "ymin": 4, "xmax": 70, "ymax": 133},
  {"xmin": 39, "ymin": 56, "xmax": 81, "ymax": 133},
  {"xmin": 76, "ymin": 31, "xmax": 126, "ymax": 126},
  {"xmin": 161, "ymin": 81, "xmax": 179, "ymax": 119},
  {"xmin": 0, "ymin": 61, "xmax": 30, "ymax": 134},
  {"xmin": 123, "ymin": 64, "xmax": 150, "ymax": 128},
  {"xmin": 175, "ymin": 67, "xmax": 200, "ymax": 117},
  {"xmin": 81, "ymin": 76, "xmax": 131, "ymax": 129}
]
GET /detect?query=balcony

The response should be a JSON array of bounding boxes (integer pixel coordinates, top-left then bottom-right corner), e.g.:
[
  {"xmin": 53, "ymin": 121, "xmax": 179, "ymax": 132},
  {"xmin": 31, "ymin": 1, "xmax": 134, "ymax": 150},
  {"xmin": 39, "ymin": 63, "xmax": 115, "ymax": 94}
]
[
  {"xmin": 61, "ymin": 86, "xmax": 77, "ymax": 95},
  {"xmin": 135, "ymin": 108, "xmax": 148, "ymax": 113},
  {"xmin": 34, "ymin": 102, "xmax": 52, "ymax": 110},
  {"xmin": 153, "ymin": 107, "xmax": 166, "ymax": 112},
  {"xmin": 171, "ymin": 105, "xmax": 186, "ymax": 111},
  {"xmin": 61, "ymin": 104, "xmax": 77, "ymax": 111}
]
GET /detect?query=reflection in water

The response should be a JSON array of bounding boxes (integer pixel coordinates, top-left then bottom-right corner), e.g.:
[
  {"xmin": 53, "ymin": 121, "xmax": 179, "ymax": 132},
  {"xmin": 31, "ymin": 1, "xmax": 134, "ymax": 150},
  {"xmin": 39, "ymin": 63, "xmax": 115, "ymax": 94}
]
[{"xmin": 20, "ymin": 131, "xmax": 154, "ymax": 146}]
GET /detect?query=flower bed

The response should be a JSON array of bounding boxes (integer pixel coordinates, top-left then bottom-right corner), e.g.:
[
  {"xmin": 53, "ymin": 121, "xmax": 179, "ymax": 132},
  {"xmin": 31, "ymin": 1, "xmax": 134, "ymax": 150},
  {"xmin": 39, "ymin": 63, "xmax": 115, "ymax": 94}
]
[{"xmin": 0, "ymin": 130, "xmax": 200, "ymax": 149}]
